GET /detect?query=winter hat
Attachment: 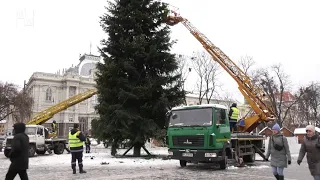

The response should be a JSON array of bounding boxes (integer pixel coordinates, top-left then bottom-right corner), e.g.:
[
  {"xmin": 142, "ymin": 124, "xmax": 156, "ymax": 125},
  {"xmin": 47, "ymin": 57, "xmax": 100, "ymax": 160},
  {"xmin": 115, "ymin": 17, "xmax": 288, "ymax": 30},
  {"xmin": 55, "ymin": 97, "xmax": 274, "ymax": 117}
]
[
  {"xmin": 306, "ymin": 125, "xmax": 315, "ymax": 133},
  {"xmin": 272, "ymin": 123, "xmax": 280, "ymax": 132},
  {"xmin": 13, "ymin": 122, "xmax": 26, "ymax": 134}
]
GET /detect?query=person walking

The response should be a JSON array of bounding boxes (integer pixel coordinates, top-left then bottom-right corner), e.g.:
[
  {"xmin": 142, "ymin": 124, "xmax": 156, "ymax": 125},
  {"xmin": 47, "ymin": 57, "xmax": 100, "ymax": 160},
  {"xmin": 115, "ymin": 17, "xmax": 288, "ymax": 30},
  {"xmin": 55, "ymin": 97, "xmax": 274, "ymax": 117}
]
[
  {"xmin": 265, "ymin": 123, "xmax": 291, "ymax": 180},
  {"xmin": 68, "ymin": 123, "xmax": 87, "ymax": 174},
  {"xmin": 85, "ymin": 133, "xmax": 91, "ymax": 153},
  {"xmin": 297, "ymin": 125, "xmax": 320, "ymax": 180},
  {"xmin": 5, "ymin": 123, "xmax": 29, "ymax": 180}
]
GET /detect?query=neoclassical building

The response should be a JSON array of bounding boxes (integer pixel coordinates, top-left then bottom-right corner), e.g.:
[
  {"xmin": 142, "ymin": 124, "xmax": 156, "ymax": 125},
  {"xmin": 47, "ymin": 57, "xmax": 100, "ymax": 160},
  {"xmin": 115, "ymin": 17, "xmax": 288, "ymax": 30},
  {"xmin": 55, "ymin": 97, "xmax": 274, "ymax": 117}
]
[{"xmin": 26, "ymin": 54, "xmax": 100, "ymax": 137}]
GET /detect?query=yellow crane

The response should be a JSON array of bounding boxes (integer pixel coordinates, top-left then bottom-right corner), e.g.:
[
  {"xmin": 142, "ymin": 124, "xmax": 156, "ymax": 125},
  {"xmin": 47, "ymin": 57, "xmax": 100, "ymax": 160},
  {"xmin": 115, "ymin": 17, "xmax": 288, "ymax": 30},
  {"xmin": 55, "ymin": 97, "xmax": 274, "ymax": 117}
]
[
  {"xmin": 166, "ymin": 10, "xmax": 275, "ymax": 133},
  {"xmin": 26, "ymin": 89, "xmax": 97, "ymax": 137}
]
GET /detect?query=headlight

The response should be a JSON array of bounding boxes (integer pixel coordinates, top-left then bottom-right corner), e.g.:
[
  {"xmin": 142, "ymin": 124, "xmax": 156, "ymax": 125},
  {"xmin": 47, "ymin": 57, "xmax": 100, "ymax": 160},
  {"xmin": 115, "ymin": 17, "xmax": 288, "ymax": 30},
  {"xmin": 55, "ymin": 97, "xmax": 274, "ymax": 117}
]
[
  {"xmin": 205, "ymin": 153, "xmax": 216, "ymax": 157},
  {"xmin": 168, "ymin": 151, "xmax": 173, "ymax": 156}
]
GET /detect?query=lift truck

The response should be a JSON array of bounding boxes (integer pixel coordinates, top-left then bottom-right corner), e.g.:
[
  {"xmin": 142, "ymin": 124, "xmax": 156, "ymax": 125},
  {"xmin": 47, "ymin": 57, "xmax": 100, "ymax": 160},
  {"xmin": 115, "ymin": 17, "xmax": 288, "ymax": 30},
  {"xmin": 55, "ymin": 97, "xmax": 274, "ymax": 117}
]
[
  {"xmin": 3, "ymin": 89, "xmax": 97, "ymax": 157},
  {"xmin": 165, "ymin": 9, "xmax": 275, "ymax": 169}
]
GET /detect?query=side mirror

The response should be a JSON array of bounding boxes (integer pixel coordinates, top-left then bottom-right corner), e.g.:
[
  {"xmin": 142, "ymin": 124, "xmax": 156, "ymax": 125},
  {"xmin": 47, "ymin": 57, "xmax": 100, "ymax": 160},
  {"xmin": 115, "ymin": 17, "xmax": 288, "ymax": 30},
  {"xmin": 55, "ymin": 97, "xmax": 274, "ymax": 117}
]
[{"xmin": 172, "ymin": 113, "xmax": 178, "ymax": 119}]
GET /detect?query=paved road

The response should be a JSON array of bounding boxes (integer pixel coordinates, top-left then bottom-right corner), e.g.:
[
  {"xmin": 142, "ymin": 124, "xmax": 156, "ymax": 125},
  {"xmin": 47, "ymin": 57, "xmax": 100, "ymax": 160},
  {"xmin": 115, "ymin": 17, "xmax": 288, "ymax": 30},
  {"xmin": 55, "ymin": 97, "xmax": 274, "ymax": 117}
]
[{"xmin": 0, "ymin": 156, "xmax": 311, "ymax": 180}]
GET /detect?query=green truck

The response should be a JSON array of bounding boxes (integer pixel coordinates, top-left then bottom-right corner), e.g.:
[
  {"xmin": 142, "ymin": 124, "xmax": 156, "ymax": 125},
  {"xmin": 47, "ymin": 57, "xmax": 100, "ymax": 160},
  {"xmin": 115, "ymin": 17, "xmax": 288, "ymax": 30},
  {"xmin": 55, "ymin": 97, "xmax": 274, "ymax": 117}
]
[{"xmin": 166, "ymin": 104, "xmax": 266, "ymax": 169}]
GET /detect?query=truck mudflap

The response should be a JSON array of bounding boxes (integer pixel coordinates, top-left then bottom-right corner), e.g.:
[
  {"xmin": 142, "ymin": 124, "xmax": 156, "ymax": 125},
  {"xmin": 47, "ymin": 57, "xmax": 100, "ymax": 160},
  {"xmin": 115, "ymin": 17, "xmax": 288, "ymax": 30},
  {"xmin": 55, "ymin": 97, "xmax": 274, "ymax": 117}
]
[{"xmin": 168, "ymin": 149, "xmax": 225, "ymax": 162}]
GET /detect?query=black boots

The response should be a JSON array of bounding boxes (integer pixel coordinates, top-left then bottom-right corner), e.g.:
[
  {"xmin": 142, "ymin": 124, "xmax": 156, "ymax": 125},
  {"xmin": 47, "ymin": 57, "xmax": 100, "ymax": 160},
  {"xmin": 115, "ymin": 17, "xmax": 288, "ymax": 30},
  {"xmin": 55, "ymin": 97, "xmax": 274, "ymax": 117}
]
[
  {"xmin": 79, "ymin": 164, "xmax": 87, "ymax": 174},
  {"xmin": 274, "ymin": 174, "xmax": 284, "ymax": 180},
  {"xmin": 72, "ymin": 167, "xmax": 87, "ymax": 174},
  {"xmin": 72, "ymin": 164, "xmax": 87, "ymax": 174},
  {"xmin": 79, "ymin": 168, "xmax": 87, "ymax": 174}
]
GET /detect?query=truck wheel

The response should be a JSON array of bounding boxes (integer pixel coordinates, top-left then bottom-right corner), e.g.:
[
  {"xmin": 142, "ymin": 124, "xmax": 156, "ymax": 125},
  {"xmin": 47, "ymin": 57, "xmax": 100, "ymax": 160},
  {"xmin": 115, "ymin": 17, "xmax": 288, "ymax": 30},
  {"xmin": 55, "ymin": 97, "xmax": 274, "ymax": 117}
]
[
  {"xmin": 179, "ymin": 160, "xmax": 187, "ymax": 167},
  {"xmin": 29, "ymin": 145, "xmax": 36, "ymax": 157},
  {"xmin": 36, "ymin": 150, "xmax": 46, "ymax": 155},
  {"xmin": 219, "ymin": 156, "xmax": 227, "ymax": 170},
  {"xmin": 4, "ymin": 149, "xmax": 11, "ymax": 158},
  {"xmin": 54, "ymin": 143, "xmax": 65, "ymax": 154}
]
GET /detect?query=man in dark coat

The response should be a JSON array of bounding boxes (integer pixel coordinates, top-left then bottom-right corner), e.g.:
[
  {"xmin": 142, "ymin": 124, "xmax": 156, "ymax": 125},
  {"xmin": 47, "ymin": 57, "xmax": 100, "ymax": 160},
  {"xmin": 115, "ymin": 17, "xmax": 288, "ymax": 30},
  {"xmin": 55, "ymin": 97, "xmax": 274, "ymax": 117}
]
[
  {"xmin": 297, "ymin": 125, "xmax": 320, "ymax": 180},
  {"xmin": 5, "ymin": 122, "xmax": 29, "ymax": 180}
]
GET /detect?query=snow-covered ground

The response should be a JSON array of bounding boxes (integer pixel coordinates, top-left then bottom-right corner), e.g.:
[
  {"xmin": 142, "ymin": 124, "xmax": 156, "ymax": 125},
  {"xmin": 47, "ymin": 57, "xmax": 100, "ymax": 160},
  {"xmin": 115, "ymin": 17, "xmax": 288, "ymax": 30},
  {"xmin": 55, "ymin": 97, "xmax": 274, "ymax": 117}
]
[
  {"xmin": 0, "ymin": 136, "xmax": 308, "ymax": 180},
  {"xmin": 0, "ymin": 136, "xmax": 301, "ymax": 168}
]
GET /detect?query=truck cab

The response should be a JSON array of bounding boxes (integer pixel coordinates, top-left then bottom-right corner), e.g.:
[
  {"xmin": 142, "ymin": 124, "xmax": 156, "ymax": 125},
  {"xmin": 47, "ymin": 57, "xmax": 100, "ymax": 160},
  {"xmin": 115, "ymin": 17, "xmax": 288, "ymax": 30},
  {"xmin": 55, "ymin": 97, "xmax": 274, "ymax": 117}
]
[
  {"xmin": 4, "ymin": 124, "xmax": 67, "ymax": 157},
  {"xmin": 167, "ymin": 104, "xmax": 231, "ymax": 169}
]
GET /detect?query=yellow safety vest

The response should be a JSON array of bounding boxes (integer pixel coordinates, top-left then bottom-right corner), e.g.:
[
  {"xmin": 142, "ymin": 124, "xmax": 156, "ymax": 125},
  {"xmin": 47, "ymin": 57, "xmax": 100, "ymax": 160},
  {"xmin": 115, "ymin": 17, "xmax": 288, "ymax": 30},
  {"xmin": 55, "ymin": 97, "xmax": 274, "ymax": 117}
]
[
  {"xmin": 68, "ymin": 131, "xmax": 83, "ymax": 148},
  {"xmin": 52, "ymin": 123, "xmax": 57, "ymax": 131},
  {"xmin": 230, "ymin": 107, "xmax": 239, "ymax": 120}
]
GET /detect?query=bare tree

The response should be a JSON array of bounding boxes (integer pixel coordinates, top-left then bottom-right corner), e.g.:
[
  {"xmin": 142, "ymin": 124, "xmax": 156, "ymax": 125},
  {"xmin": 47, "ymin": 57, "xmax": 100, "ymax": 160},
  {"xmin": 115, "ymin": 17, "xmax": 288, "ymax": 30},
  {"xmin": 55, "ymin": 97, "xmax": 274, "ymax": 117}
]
[
  {"xmin": 0, "ymin": 82, "xmax": 33, "ymax": 123},
  {"xmin": 0, "ymin": 82, "xmax": 18, "ymax": 121},
  {"xmin": 173, "ymin": 54, "xmax": 192, "ymax": 104},
  {"xmin": 297, "ymin": 82, "xmax": 320, "ymax": 126},
  {"xmin": 174, "ymin": 54, "xmax": 192, "ymax": 91},
  {"xmin": 237, "ymin": 55, "xmax": 257, "ymax": 104},
  {"xmin": 191, "ymin": 51, "xmax": 221, "ymax": 104},
  {"xmin": 257, "ymin": 64, "xmax": 303, "ymax": 126},
  {"xmin": 219, "ymin": 91, "xmax": 238, "ymax": 108},
  {"xmin": 238, "ymin": 55, "xmax": 255, "ymax": 75}
]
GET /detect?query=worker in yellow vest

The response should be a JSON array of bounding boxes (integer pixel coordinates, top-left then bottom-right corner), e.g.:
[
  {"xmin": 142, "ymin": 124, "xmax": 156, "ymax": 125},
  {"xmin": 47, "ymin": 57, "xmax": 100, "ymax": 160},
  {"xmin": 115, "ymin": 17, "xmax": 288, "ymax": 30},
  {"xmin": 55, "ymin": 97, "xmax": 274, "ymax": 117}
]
[
  {"xmin": 68, "ymin": 123, "xmax": 86, "ymax": 174},
  {"xmin": 228, "ymin": 103, "xmax": 239, "ymax": 133},
  {"xmin": 51, "ymin": 120, "xmax": 57, "ymax": 137}
]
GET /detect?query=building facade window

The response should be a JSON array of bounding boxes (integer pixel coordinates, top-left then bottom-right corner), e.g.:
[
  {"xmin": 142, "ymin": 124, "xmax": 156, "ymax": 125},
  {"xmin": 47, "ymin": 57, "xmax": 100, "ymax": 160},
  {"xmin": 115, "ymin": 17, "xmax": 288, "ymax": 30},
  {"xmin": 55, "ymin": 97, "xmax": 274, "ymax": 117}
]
[
  {"xmin": 46, "ymin": 88, "xmax": 52, "ymax": 101},
  {"xmin": 92, "ymin": 94, "xmax": 98, "ymax": 105},
  {"xmin": 69, "ymin": 86, "xmax": 76, "ymax": 98},
  {"xmin": 68, "ymin": 114, "xmax": 74, "ymax": 122}
]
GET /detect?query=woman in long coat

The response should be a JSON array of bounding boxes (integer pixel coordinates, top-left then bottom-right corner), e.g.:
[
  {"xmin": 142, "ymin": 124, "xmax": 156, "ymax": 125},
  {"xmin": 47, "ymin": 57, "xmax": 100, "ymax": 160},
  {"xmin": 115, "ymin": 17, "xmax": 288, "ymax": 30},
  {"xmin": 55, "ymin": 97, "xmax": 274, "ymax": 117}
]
[
  {"xmin": 297, "ymin": 125, "xmax": 320, "ymax": 180},
  {"xmin": 266, "ymin": 123, "xmax": 291, "ymax": 180}
]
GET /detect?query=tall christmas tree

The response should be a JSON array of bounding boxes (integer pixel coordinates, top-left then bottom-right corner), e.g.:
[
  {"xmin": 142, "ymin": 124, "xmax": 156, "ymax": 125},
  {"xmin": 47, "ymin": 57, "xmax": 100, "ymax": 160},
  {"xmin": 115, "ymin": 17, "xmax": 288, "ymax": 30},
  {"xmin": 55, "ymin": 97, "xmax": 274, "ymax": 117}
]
[{"xmin": 95, "ymin": 0, "xmax": 185, "ymax": 156}]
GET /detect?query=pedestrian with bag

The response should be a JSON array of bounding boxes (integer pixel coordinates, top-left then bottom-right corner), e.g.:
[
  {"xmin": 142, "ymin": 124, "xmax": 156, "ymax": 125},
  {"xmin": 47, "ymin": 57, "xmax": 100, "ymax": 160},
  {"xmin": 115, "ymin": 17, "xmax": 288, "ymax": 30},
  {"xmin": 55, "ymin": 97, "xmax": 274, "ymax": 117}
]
[
  {"xmin": 297, "ymin": 125, "xmax": 320, "ymax": 180},
  {"xmin": 265, "ymin": 123, "xmax": 291, "ymax": 180},
  {"xmin": 5, "ymin": 123, "xmax": 29, "ymax": 180},
  {"xmin": 69, "ymin": 123, "xmax": 87, "ymax": 174}
]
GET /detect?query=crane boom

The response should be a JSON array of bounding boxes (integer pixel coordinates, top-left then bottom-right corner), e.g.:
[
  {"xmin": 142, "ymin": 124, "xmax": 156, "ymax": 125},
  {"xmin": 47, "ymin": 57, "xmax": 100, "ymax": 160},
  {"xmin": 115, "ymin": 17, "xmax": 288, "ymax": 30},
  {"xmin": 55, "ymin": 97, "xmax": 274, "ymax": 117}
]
[
  {"xmin": 27, "ymin": 89, "xmax": 97, "ymax": 125},
  {"xmin": 167, "ymin": 11, "xmax": 275, "ymax": 132}
]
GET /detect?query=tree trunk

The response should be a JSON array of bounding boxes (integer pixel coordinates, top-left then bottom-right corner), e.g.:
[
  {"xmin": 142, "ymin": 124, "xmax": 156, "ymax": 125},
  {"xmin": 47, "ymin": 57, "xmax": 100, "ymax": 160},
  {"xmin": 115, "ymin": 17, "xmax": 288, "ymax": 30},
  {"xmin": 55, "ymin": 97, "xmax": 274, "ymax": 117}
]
[
  {"xmin": 111, "ymin": 139, "xmax": 118, "ymax": 156},
  {"xmin": 133, "ymin": 143, "xmax": 143, "ymax": 157}
]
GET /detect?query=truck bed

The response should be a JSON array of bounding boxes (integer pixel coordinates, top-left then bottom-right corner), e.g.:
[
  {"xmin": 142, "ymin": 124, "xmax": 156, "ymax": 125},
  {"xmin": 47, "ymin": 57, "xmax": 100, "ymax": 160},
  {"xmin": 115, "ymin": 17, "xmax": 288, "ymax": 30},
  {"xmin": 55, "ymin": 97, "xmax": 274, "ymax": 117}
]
[{"xmin": 231, "ymin": 133, "xmax": 266, "ymax": 140}]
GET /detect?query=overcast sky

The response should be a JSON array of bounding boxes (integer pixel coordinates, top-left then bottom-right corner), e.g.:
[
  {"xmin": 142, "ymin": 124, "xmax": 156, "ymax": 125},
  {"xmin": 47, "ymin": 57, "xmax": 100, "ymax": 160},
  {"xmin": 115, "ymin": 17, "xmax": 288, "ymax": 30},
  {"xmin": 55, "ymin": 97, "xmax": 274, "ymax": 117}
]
[{"xmin": 1, "ymin": 0, "xmax": 320, "ymax": 104}]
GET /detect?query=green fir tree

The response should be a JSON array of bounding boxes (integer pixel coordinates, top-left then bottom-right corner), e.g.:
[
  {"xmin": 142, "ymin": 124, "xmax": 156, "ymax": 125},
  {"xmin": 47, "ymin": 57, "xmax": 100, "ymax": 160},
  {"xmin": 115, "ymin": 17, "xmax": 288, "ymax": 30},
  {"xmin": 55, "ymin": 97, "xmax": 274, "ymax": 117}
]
[{"xmin": 95, "ymin": 0, "xmax": 185, "ymax": 156}]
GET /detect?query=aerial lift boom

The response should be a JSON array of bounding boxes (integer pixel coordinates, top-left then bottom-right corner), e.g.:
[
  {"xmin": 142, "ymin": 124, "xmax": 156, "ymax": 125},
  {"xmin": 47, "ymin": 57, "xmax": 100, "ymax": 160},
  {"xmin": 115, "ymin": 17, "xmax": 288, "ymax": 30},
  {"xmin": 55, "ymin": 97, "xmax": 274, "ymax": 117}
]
[
  {"xmin": 27, "ymin": 89, "xmax": 97, "ymax": 126},
  {"xmin": 166, "ymin": 11, "xmax": 275, "ymax": 132}
]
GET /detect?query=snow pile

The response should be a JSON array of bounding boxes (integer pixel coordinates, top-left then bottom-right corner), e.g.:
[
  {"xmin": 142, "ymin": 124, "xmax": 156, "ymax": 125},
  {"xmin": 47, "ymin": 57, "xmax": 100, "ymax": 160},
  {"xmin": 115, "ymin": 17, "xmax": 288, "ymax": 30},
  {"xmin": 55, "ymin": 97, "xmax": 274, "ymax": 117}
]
[
  {"xmin": 0, "ymin": 146, "xmax": 174, "ymax": 169},
  {"xmin": 48, "ymin": 146, "xmax": 169, "ymax": 167},
  {"xmin": 228, "ymin": 165, "xmax": 269, "ymax": 170}
]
